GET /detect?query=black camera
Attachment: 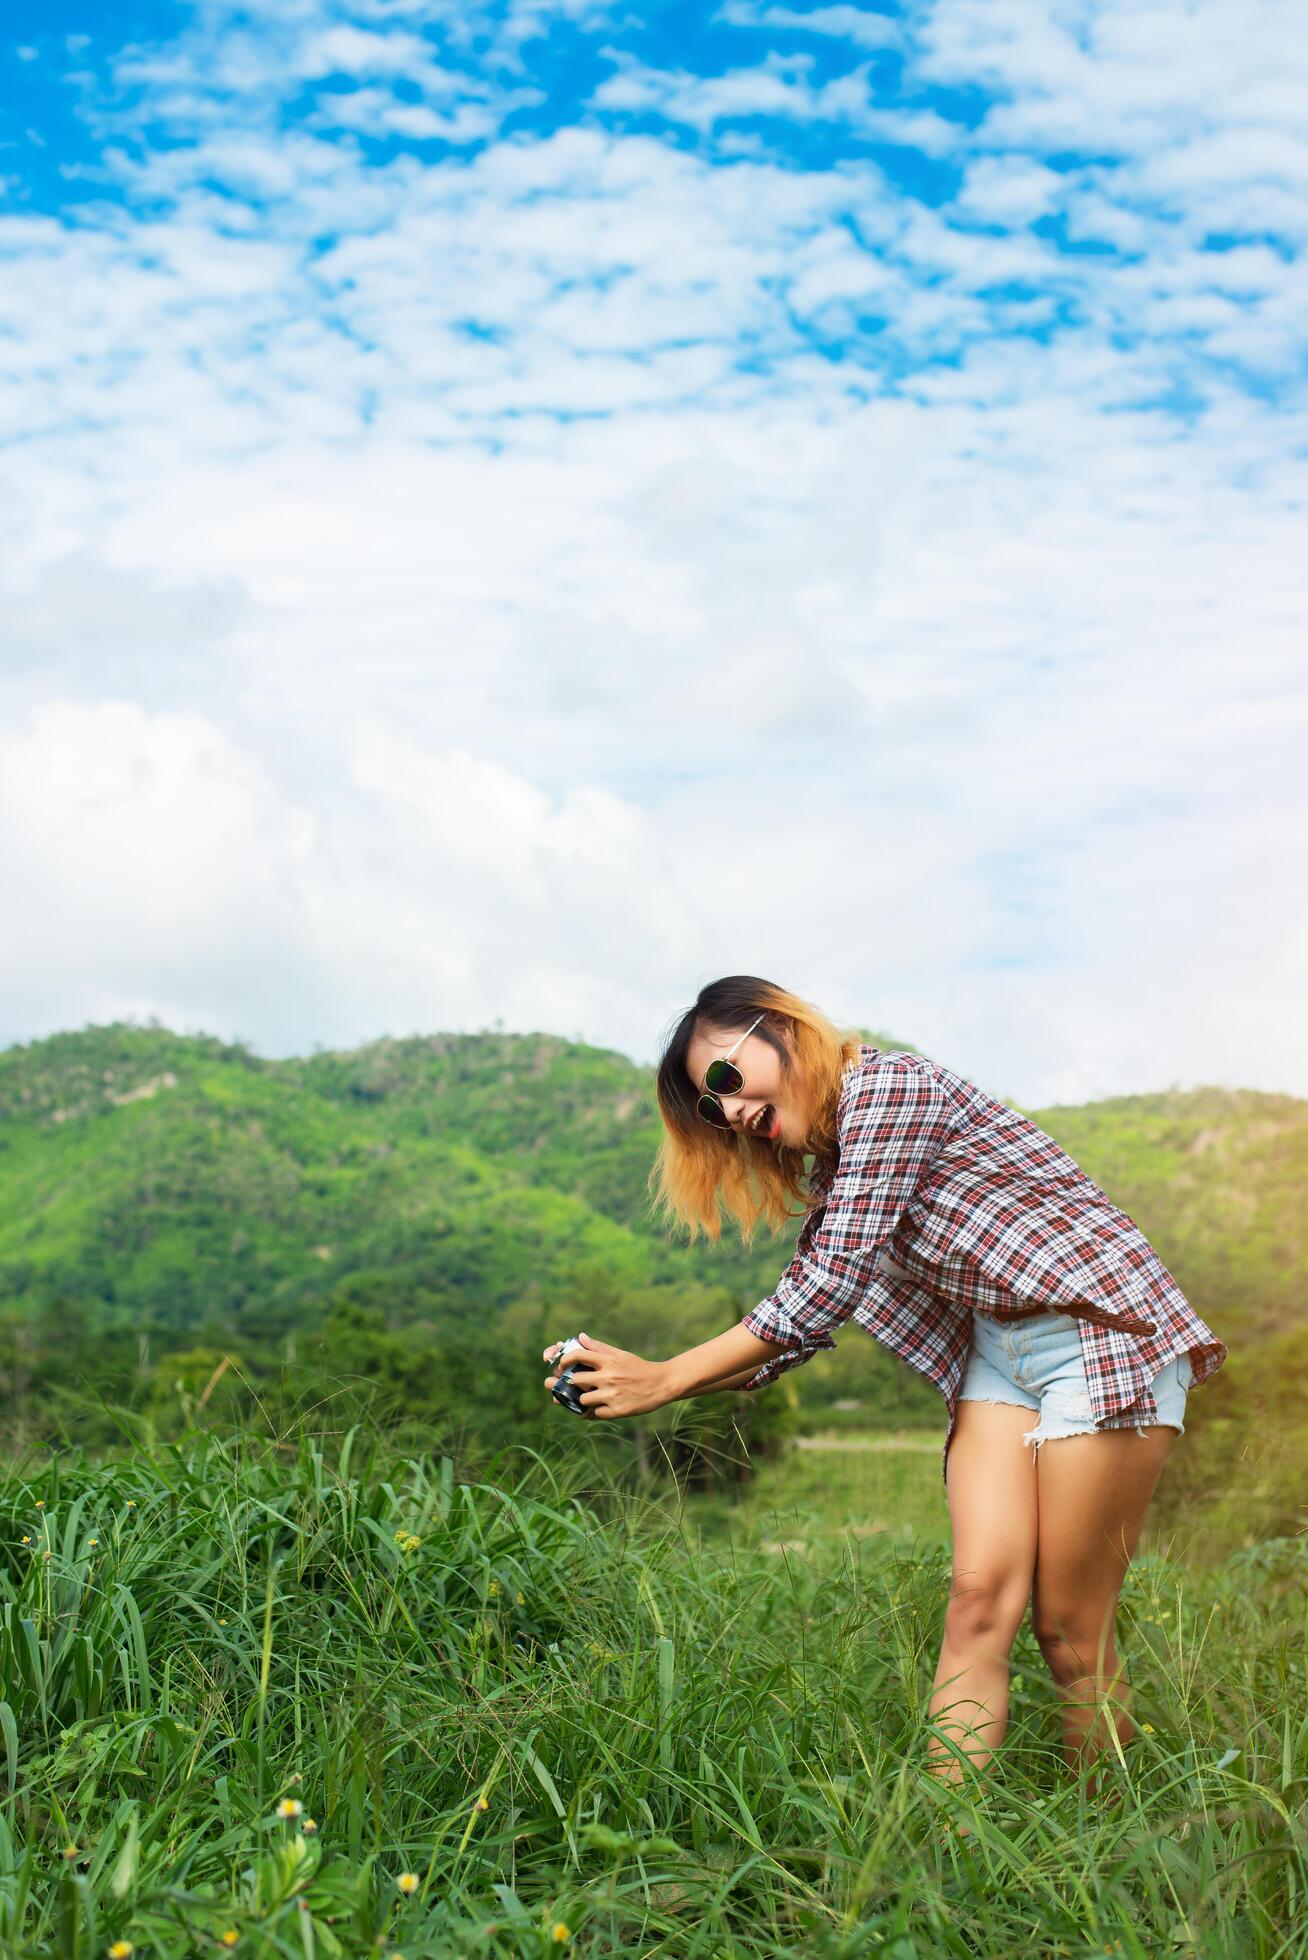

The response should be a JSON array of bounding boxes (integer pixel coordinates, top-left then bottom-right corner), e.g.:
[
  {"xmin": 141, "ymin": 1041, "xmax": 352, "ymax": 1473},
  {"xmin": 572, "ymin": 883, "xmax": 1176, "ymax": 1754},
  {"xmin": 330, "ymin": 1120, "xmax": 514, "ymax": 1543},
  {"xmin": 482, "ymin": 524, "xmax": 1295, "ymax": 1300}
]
[{"xmin": 548, "ymin": 1333, "xmax": 591, "ymax": 1417}]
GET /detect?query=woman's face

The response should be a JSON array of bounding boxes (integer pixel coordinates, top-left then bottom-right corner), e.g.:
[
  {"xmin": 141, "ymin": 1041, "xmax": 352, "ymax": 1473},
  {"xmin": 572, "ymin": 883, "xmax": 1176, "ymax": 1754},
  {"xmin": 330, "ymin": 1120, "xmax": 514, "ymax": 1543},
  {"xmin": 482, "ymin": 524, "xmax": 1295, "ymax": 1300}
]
[{"xmin": 684, "ymin": 1021, "xmax": 803, "ymax": 1149}]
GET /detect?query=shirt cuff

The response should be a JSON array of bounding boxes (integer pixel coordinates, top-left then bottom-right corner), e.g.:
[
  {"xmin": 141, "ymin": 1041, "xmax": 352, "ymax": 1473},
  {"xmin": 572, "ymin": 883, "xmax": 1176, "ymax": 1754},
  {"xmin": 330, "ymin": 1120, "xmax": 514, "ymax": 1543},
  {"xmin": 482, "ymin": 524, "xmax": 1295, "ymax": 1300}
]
[{"xmin": 739, "ymin": 1303, "xmax": 838, "ymax": 1390}]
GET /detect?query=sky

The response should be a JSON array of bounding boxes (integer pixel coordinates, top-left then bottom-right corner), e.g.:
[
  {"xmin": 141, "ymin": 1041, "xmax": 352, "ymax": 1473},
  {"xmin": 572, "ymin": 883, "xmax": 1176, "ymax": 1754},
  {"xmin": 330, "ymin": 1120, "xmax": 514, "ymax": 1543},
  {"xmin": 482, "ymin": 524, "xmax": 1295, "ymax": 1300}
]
[{"xmin": 1, "ymin": 0, "xmax": 1305, "ymax": 1108}]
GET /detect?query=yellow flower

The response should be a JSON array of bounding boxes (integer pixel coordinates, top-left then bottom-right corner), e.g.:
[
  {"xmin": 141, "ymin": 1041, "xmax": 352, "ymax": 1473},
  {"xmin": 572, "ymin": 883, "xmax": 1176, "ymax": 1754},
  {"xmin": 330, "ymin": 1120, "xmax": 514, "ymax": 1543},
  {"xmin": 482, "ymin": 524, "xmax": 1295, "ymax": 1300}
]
[
  {"xmin": 125, "ymin": 1500, "xmax": 136, "ymax": 1508},
  {"xmin": 396, "ymin": 1872, "xmax": 420, "ymax": 1895},
  {"xmin": 62, "ymin": 1845, "xmax": 79, "ymax": 1862},
  {"xmin": 218, "ymin": 1619, "xmax": 228, "ymax": 1626},
  {"xmin": 21, "ymin": 1536, "xmax": 30, "ymax": 1545},
  {"xmin": 1141, "ymin": 1723, "xmax": 1156, "ymax": 1734},
  {"xmin": 220, "ymin": 1935, "xmax": 240, "ymax": 1950},
  {"xmin": 301, "ymin": 1818, "xmax": 317, "ymax": 1834},
  {"xmin": 488, "ymin": 1578, "xmax": 500, "ymax": 1596},
  {"xmin": 477, "ymin": 1796, "xmax": 489, "ymax": 1811},
  {"xmin": 35, "ymin": 1499, "xmax": 44, "ymax": 1508},
  {"xmin": 108, "ymin": 1943, "xmax": 134, "ymax": 1959},
  {"xmin": 275, "ymin": 1798, "xmax": 303, "ymax": 1819},
  {"xmin": 515, "ymin": 1592, "xmax": 525, "ymax": 1605},
  {"xmin": 87, "ymin": 1539, "xmax": 99, "ymax": 1550},
  {"xmin": 552, "ymin": 1923, "xmax": 571, "ymax": 1943}
]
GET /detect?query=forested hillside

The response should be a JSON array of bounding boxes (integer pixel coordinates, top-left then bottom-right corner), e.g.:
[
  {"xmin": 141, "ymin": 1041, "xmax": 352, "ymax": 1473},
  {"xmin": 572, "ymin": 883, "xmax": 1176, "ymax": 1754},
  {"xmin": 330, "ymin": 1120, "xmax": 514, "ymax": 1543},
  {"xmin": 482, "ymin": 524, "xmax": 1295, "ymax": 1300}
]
[
  {"xmin": 1, "ymin": 1024, "xmax": 701, "ymax": 1336},
  {"xmin": 1, "ymin": 1021, "xmax": 1304, "ymax": 1465}
]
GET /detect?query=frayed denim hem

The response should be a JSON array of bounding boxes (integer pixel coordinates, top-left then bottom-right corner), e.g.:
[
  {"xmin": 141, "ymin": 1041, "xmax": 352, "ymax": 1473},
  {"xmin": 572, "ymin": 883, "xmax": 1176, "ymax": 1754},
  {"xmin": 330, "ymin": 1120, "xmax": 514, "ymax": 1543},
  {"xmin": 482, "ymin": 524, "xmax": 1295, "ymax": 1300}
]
[
  {"xmin": 957, "ymin": 1401, "xmax": 1185, "ymax": 1459},
  {"xmin": 1021, "ymin": 1421, "xmax": 1064, "ymax": 1458},
  {"xmin": 1020, "ymin": 1415, "xmax": 1183, "ymax": 1456}
]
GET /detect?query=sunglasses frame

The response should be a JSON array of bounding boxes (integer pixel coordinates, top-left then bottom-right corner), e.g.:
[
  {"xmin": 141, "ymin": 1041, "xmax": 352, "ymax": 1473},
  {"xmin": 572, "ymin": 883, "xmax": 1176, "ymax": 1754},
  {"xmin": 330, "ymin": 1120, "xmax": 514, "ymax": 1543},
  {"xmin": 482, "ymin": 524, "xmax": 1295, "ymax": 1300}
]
[{"xmin": 696, "ymin": 1011, "xmax": 766, "ymax": 1130}]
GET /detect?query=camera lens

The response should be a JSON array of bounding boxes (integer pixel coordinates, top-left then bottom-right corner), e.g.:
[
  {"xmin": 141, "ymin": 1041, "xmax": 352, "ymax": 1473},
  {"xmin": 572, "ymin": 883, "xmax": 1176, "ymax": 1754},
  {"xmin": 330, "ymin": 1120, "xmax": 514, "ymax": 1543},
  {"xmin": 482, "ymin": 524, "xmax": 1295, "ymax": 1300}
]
[{"xmin": 551, "ymin": 1365, "xmax": 588, "ymax": 1416}]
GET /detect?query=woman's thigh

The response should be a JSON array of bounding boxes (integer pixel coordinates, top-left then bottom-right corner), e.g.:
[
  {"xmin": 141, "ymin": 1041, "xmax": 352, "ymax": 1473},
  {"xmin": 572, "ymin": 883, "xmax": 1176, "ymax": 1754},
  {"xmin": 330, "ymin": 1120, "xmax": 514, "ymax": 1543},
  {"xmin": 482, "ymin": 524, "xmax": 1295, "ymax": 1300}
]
[
  {"xmin": 1031, "ymin": 1426, "xmax": 1177, "ymax": 1650},
  {"xmin": 943, "ymin": 1399, "xmax": 1040, "ymax": 1622}
]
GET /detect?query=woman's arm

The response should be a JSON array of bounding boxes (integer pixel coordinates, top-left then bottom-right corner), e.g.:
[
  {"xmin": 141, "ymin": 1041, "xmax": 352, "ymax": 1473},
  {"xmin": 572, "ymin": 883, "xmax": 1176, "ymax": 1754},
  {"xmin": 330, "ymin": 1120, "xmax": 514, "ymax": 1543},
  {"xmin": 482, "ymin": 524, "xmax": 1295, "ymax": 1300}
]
[
  {"xmin": 666, "ymin": 1324, "xmax": 788, "ymax": 1403},
  {"xmin": 545, "ymin": 1323, "xmax": 791, "ymax": 1418},
  {"xmin": 548, "ymin": 1061, "xmax": 953, "ymax": 1420},
  {"xmin": 741, "ymin": 1058, "xmax": 954, "ymax": 1367},
  {"xmin": 661, "ymin": 1321, "xmax": 792, "ymax": 1401}
]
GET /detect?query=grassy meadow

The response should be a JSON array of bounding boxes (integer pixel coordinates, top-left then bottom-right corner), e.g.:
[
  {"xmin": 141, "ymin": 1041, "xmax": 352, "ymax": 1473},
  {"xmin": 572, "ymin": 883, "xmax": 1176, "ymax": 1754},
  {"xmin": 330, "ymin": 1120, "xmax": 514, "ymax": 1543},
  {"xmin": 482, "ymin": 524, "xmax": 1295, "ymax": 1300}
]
[{"xmin": 2, "ymin": 1421, "xmax": 1305, "ymax": 1959}]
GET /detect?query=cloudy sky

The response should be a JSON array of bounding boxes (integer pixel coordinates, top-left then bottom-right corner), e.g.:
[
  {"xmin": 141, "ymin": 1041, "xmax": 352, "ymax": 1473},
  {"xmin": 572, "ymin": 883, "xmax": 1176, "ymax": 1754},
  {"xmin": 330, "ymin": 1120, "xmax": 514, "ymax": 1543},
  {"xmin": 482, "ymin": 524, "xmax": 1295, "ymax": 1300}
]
[{"xmin": 2, "ymin": 0, "xmax": 1305, "ymax": 1107}]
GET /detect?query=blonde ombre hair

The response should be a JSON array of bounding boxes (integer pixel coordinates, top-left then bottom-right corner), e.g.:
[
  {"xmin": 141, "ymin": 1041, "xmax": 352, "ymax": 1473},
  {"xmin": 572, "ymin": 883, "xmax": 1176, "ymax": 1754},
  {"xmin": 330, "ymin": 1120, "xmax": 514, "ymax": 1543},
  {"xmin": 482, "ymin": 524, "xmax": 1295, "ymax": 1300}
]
[{"xmin": 648, "ymin": 975, "xmax": 864, "ymax": 1246}]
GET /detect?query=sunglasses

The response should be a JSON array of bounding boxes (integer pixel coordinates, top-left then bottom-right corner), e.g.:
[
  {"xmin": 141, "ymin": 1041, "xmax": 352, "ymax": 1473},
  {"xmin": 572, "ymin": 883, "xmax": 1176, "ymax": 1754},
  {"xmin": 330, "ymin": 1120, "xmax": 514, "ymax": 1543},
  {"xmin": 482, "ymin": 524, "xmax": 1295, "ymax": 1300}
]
[{"xmin": 696, "ymin": 1011, "xmax": 765, "ymax": 1130}]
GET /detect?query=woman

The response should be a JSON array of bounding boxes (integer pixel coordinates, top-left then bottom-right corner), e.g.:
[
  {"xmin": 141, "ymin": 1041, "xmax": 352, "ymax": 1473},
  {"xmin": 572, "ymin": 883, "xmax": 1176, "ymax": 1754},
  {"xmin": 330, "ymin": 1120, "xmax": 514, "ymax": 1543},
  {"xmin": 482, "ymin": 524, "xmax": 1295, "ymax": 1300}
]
[{"xmin": 543, "ymin": 976, "xmax": 1226, "ymax": 1785}]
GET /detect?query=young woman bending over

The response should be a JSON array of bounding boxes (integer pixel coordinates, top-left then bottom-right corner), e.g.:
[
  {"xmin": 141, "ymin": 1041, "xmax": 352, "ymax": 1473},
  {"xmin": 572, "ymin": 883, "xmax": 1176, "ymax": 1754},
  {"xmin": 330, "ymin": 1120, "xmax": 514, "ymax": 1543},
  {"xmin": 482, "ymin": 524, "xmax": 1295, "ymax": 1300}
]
[{"xmin": 543, "ymin": 975, "xmax": 1225, "ymax": 1784}]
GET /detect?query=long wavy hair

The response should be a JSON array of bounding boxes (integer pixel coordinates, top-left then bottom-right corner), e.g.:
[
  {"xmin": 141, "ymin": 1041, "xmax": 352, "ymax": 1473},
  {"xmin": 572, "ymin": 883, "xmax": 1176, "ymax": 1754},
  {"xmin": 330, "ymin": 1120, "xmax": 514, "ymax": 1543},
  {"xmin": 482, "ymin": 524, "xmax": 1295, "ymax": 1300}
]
[{"xmin": 648, "ymin": 975, "xmax": 864, "ymax": 1246}]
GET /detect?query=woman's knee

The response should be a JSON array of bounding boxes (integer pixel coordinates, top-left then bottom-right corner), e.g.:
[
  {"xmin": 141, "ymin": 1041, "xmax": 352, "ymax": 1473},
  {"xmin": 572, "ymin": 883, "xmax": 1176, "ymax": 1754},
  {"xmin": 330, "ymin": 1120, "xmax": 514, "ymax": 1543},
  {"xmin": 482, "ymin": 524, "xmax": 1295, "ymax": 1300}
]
[
  {"xmin": 1032, "ymin": 1606, "xmax": 1118, "ymax": 1684},
  {"xmin": 942, "ymin": 1576, "xmax": 1028, "ymax": 1654}
]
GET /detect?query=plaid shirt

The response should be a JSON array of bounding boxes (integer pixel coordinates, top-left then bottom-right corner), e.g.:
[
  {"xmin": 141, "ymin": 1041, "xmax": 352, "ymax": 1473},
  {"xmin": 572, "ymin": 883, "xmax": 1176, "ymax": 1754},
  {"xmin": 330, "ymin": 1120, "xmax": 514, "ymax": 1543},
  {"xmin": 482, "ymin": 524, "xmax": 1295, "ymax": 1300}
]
[{"xmin": 740, "ymin": 1047, "xmax": 1227, "ymax": 1481}]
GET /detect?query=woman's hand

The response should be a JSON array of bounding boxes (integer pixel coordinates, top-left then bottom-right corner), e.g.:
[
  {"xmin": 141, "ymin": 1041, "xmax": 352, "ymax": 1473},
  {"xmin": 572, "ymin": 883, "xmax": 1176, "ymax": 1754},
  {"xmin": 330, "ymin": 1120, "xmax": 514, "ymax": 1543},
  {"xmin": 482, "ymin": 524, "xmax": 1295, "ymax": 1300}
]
[{"xmin": 542, "ymin": 1332, "xmax": 670, "ymax": 1419}]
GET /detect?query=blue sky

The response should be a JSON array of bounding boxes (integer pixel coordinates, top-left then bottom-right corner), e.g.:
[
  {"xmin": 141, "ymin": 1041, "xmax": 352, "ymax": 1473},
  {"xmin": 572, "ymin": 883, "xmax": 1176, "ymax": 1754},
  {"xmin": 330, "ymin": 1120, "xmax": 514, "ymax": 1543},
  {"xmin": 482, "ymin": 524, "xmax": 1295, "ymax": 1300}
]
[{"xmin": 1, "ymin": 0, "xmax": 1305, "ymax": 1104}]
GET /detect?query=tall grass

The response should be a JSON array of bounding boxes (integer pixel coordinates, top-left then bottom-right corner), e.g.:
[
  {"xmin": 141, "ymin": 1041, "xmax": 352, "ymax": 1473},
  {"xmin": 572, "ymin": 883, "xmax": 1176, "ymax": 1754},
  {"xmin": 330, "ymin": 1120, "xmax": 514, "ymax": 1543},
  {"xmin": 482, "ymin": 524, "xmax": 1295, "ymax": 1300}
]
[{"xmin": 1, "ymin": 1427, "xmax": 1304, "ymax": 1957}]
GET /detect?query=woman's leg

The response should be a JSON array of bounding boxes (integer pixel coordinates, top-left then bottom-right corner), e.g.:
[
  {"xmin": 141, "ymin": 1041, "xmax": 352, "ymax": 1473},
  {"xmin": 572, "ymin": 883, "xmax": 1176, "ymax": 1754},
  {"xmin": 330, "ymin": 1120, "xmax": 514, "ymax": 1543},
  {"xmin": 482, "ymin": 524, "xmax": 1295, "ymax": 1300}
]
[
  {"xmin": 928, "ymin": 1400, "xmax": 1039, "ymax": 1782},
  {"xmin": 1030, "ymin": 1426, "xmax": 1178, "ymax": 1777}
]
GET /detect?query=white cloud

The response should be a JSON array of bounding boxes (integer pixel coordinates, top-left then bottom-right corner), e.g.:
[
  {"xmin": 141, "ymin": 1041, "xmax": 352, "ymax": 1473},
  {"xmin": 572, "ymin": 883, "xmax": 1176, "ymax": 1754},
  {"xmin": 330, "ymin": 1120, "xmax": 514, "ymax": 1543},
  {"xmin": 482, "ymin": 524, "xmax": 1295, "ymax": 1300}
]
[
  {"xmin": 717, "ymin": 3, "xmax": 902, "ymax": 50},
  {"xmin": 919, "ymin": 0, "xmax": 1308, "ymax": 244},
  {"xmin": 2, "ymin": 383, "xmax": 1304, "ymax": 1098},
  {"xmin": 591, "ymin": 51, "xmax": 963, "ymax": 155},
  {"xmin": 294, "ymin": 25, "xmax": 435, "ymax": 77},
  {"xmin": 953, "ymin": 154, "xmax": 1065, "ymax": 224},
  {"xmin": 0, "ymin": 702, "xmax": 320, "ymax": 1047},
  {"xmin": 592, "ymin": 53, "xmax": 874, "ymax": 131},
  {"xmin": 309, "ymin": 88, "xmax": 503, "ymax": 142}
]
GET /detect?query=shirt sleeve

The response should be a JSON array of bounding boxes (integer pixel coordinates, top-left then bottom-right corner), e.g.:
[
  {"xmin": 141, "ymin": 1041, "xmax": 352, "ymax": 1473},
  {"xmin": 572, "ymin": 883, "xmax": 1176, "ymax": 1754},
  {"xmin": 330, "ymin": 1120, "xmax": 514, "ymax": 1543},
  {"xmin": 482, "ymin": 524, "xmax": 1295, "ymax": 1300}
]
[{"xmin": 738, "ymin": 1059, "xmax": 955, "ymax": 1391}]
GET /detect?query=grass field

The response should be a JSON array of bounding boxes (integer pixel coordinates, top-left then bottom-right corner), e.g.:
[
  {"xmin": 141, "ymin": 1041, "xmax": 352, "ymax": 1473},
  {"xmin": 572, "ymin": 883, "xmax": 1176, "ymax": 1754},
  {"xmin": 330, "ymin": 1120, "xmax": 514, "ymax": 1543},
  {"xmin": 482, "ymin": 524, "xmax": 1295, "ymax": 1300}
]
[{"xmin": 2, "ymin": 1426, "xmax": 1305, "ymax": 1957}]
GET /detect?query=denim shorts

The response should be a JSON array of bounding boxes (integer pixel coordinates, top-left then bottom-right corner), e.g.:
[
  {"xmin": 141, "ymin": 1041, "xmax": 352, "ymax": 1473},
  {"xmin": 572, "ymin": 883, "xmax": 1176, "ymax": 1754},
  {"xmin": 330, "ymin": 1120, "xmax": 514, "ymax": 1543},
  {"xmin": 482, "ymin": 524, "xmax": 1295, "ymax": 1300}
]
[{"xmin": 959, "ymin": 1308, "xmax": 1194, "ymax": 1456}]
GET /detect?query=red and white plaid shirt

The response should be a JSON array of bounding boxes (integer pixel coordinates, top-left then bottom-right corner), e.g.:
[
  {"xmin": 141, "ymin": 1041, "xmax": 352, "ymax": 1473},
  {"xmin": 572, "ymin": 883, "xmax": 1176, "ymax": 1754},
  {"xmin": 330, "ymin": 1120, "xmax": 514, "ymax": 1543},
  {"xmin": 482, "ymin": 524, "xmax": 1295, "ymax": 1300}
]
[{"xmin": 740, "ymin": 1046, "xmax": 1227, "ymax": 1480}]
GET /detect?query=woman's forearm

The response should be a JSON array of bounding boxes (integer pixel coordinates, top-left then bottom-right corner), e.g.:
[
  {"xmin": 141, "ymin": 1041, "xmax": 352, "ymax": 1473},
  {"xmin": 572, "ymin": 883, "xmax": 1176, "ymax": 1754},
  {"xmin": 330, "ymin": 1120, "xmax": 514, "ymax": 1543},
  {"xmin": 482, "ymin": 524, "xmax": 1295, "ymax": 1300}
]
[
  {"xmin": 661, "ymin": 1321, "xmax": 791, "ymax": 1404},
  {"xmin": 683, "ymin": 1362, "xmax": 770, "ymax": 1397}
]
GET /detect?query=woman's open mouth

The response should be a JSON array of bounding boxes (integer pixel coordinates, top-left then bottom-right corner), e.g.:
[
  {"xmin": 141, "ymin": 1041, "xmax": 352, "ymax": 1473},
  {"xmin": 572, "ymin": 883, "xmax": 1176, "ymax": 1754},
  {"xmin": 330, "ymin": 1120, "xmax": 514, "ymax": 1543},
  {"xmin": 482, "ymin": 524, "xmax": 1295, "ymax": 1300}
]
[{"xmin": 748, "ymin": 1104, "xmax": 779, "ymax": 1140}]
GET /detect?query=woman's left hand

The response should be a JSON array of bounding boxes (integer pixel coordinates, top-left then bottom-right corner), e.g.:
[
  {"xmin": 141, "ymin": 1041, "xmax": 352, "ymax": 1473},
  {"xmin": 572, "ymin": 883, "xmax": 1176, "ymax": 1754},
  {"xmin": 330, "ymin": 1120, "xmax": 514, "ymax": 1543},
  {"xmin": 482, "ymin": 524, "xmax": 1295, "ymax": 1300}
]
[{"xmin": 542, "ymin": 1332, "xmax": 670, "ymax": 1419}]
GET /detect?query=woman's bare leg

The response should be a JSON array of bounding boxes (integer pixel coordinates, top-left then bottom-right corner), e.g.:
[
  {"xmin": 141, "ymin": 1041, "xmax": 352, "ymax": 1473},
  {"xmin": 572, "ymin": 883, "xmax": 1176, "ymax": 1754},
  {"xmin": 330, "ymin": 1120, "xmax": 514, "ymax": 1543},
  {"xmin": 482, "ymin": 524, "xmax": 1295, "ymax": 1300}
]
[
  {"xmin": 928, "ymin": 1401, "xmax": 1039, "ymax": 1782},
  {"xmin": 1030, "ymin": 1426, "xmax": 1177, "ymax": 1780}
]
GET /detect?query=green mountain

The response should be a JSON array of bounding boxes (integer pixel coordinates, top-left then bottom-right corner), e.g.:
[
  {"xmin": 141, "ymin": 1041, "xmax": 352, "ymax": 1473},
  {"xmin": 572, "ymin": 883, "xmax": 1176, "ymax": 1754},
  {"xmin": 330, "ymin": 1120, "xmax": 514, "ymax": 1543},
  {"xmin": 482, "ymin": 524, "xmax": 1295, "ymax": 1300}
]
[{"xmin": 0, "ymin": 1023, "xmax": 778, "ymax": 1338}]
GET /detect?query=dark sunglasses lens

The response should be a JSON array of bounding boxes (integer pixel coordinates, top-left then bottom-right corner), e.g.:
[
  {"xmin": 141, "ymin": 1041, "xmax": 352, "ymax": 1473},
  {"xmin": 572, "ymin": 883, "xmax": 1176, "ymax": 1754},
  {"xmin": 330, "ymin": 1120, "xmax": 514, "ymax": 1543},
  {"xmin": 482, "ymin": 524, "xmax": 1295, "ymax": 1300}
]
[
  {"xmin": 698, "ymin": 1093, "xmax": 732, "ymax": 1129},
  {"xmin": 704, "ymin": 1059, "xmax": 744, "ymax": 1094}
]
